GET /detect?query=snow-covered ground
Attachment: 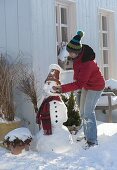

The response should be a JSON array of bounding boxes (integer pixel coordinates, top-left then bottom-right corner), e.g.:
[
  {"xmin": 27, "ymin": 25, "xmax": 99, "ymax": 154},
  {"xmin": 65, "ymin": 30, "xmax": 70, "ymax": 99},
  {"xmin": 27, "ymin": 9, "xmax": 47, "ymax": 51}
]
[
  {"xmin": 1, "ymin": 78, "xmax": 117, "ymax": 170},
  {"xmin": 0, "ymin": 122, "xmax": 117, "ymax": 170}
]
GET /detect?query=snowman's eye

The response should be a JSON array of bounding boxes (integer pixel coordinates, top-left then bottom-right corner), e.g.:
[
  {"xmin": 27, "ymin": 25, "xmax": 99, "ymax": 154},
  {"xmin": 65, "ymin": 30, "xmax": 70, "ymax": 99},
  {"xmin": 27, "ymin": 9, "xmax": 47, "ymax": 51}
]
[{"xmin": 47, "ymin": 82, "xmax": 50, "ymax": 85}]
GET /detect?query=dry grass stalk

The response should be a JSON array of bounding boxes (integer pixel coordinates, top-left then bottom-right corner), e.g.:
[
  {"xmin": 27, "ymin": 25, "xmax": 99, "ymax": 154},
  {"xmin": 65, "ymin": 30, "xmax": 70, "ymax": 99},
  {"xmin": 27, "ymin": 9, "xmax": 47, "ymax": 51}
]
[
  {"xmin": 0, "ymin": 54, "xmax": 15, "ymax": 121},
  {"xmin": 18, "ymin": 70, "xmax": 39, "ymax": 113}
]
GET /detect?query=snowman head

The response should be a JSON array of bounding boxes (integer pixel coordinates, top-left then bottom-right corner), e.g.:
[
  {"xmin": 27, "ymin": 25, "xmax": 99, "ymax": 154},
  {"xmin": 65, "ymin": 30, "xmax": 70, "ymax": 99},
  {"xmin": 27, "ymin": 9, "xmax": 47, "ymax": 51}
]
[
  {"xmin": 43, "ymin": 80, "xmax": 61, "ymax": 96},
  {"xmin": 43, "ymin": 64, "xmax": 62, "ymax": 96}
]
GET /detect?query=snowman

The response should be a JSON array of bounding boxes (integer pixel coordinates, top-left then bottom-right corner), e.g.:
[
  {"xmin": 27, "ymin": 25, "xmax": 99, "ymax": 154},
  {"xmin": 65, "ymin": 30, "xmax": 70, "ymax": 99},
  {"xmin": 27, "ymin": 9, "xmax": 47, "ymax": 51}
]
[{"xmin": 35, "ymin": 64, "xmax": 73, "ymax": 153}]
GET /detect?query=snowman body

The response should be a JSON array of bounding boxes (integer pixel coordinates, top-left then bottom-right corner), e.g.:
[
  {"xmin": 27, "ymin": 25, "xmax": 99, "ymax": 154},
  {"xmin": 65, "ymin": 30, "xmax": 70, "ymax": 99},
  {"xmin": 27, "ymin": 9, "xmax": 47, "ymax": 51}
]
[
  {"xmin": 36, "ymin": 98, "xmax": 73, "ymax": 153},
  {"xmin": 50, "ymin": 99, "xmax": 67, "ymax": 127}
]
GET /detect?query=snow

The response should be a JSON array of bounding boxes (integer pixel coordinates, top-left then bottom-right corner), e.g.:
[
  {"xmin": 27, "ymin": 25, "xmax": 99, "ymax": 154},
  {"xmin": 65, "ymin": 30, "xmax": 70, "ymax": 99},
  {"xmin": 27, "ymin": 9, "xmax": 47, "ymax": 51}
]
[
  {"xmin": 58, "ymin": 45, "xmax": 69, "ymax": 61},
  {"xmin": 49, "ymin": 100, "xmax": 68, "ymax": 127},
  {"xmin": 35, "ymin": 126, "xmax": 73, "ymax": 153},
  {"xmin": 97, "ymin": 95, "xmax": 117, "ymax": 106},
  {"xmin": 1, "ymin": 122, "xmax": 117, "ymax": 170},
  {"xmin": 97, "ymin": 79, "xmax": 117, "ymax": 106},
  {"xmin": 106, "ymin": 79, "xmax": 117, "ymax": 90},
  {"xmin": 1, "ymin": 79, "xmax": 117, "ymax": 169},
  {"xmin": 4, "ymin": 127, "xmax": 32, "ymax": 142},
  {"xmin": 49, "ymin": 64, "xmax": 62, "ymax": 72}
]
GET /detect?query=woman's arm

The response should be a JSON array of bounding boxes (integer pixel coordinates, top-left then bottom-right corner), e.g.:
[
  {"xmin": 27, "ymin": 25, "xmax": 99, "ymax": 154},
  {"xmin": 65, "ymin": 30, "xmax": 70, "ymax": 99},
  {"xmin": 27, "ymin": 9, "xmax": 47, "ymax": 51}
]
[{"xmin": 61, "ymin": 62, "xmax": 92, "ymax": 93}]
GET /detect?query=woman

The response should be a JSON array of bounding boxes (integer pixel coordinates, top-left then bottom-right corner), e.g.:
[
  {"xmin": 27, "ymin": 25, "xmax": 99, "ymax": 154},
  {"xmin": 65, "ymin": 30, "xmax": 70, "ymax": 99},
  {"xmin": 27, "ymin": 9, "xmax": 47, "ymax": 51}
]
[{"xmin": 53, "ymin": 31, "xmax": 105, "ymax": 148}]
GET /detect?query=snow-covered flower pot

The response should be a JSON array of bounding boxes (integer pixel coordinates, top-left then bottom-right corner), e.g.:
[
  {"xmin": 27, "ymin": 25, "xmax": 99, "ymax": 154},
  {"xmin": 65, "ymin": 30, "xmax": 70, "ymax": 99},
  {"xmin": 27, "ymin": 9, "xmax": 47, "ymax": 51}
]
[
  {"xmin": 0, "ymin": 118, "xmax": 21, "ymax": 142},
  {"xmin": 3, "ymin": 127, "xmax": 32, "ymax": 155}
]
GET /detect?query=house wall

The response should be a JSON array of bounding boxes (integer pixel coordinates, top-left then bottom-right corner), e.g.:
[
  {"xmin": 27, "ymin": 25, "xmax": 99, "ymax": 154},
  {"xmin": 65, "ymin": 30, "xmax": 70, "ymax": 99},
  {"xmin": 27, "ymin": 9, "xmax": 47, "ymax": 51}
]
[
  {"xmin": 0, "ymin": 0, "xmax": 32, "ymax": 58},
  {"xmin": 0, "ymin": 0, "xmax": 57, "ymax": 81},
  {"xmin": 76, "ymin": 0, "xmax": 117, "ymax": 79},
  {"xmin": 31, "ymin": 0, "xmax": 57, "ymax": 82},
  {"xmin": 0, "ymin": 0, "xmax": 35, "ymax": 133},
  {"xmin": 30, "ymin": 0, "xmax": 57, "ymax": 133},
  {"xmin": 0, "ymin": 0, "xmax": 57, "ymax": 134}
]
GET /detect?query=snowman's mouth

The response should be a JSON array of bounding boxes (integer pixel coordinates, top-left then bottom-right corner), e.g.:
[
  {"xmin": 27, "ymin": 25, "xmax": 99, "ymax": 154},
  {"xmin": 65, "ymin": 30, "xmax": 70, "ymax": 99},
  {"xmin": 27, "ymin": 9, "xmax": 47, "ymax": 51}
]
[{"xmin": 50, "ymin": 90, "xmax": 57, "ymax": 93}]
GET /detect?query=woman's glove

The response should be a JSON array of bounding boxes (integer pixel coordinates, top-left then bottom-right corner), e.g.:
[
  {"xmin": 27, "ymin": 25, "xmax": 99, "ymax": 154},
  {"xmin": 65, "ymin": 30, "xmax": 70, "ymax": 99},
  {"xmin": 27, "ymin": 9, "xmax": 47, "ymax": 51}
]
[{"xmin": 52, "ymin": 85, "xmax": 62, "ymax": 93}]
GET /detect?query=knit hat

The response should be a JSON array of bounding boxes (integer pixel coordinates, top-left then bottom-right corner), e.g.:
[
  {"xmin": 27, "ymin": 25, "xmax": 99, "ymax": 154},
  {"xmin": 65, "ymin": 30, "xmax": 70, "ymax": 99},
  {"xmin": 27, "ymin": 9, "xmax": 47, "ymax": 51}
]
[
  {"xmin": 66, "ymin": 31, "xmax": 85, "ymax": 53},
  {"xmin": 45, "ymin": 64, "xmax": 61, "ymax": 85}
]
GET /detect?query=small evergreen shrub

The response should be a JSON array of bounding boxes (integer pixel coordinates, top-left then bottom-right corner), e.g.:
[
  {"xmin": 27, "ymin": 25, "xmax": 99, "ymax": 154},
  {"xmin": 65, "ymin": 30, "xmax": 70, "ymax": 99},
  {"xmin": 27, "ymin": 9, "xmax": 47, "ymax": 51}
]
[{"xmin": 62, "ymin": 92, "xmax": 81, "ymax": 127}]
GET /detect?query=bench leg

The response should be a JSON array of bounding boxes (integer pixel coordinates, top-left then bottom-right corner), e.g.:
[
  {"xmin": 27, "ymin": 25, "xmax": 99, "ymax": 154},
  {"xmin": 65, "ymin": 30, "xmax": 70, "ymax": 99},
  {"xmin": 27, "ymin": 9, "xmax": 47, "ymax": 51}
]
[
  {"xmin": 108, "ymin": 109, "xmax": 112, "ymax": 123},
  {"xmin": 108, "ymin": 96, "xmax": 112, "ymax": 123}
]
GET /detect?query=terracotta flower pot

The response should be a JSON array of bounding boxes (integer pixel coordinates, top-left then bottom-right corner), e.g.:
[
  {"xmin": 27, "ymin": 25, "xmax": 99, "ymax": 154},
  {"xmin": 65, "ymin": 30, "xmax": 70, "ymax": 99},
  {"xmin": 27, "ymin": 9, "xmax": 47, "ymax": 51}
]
[{"xmin": 9, "ymin": 144, "xmax": 29, "ymax": 155}]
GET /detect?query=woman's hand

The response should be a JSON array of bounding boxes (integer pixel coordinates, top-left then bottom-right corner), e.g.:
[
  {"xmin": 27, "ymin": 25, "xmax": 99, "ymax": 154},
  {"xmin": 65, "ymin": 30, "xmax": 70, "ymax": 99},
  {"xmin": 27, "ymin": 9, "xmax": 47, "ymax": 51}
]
[{"xmin": 52, "ymin": 85, "xmax": 62, "ymax": 93}]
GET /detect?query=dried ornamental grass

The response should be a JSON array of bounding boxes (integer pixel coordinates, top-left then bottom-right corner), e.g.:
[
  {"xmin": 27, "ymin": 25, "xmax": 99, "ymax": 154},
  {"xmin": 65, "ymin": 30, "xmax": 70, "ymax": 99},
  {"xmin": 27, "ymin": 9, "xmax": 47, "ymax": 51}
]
[
  {"xmin": 0, "ymin": 54, "xmax": 15, "ymax": 121},
  {"xmin": 18, "ymin": 70, "xmax": 39, "ymax": 113}
]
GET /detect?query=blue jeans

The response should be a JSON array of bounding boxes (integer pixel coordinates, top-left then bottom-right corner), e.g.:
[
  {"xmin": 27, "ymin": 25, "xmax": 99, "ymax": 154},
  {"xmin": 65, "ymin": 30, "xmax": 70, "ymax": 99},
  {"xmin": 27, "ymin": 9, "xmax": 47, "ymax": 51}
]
[{"xmin": 79, "ymin": 89, "xmax": 103, "ymax": 144}]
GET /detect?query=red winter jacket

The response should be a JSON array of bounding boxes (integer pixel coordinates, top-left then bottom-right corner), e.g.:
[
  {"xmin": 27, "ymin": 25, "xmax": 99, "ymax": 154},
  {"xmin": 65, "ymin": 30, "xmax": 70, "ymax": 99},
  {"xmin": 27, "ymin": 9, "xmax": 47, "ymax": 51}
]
[{"xmin": 61, "ymin": 44, "xmax": 105, "ymax": 93}]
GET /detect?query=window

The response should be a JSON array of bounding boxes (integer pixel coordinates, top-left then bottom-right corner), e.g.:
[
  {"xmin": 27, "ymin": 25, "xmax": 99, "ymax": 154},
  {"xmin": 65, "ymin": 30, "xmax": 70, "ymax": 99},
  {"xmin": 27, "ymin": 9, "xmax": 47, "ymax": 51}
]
[
  {"xmin": 56, "ymin": 1, "xmax": 77, "ymax": 70},
  {"xmin": 99, "ymin": 10, "xmax": 115, "ymax": 80},
  {"xmin": 56, "ymin": 4, "xmax": 69, "ymax": 46},
  {"xmin": 100, "ymin": 14, "xmax": 109, "ymax": 80}
]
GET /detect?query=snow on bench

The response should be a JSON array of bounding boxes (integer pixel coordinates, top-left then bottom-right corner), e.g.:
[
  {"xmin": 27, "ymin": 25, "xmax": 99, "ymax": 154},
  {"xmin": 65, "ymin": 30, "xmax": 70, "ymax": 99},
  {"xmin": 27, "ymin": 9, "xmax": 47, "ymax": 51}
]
[
  {"xmin": 96, "ymin": 92, "xmax": 117, "ymax": 123},
  {"xmin": 96, "ymin": 79, "xmax": 117, "ymax": 122}
]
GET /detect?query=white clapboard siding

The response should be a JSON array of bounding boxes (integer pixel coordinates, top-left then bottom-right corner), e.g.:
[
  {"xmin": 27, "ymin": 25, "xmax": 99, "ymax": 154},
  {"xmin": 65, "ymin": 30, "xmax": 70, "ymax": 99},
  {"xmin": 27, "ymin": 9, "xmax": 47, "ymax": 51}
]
[
  {"xmin": 0, "ymin": 0, "xmax": 57, "ymax": 133},
  {"xmin": 77, "ymin": 0, "xmax": 117, "ymax": 47},
  {"xmin": 18, "ymin": 0, "xmax": 32, "ymax": 57},
  {"xmin": 76, "ymin": 0, "xmax": 117, "ymax": 75},
  {"xmin": 0, "ymin": 0, "xmax": 56, "ymax": 80},
  {"xmin": 31, "ymin": 0, "xmax": 57, "ymax": 83},
  {"xmin": 4, "ymin": 0, "xmax": 19, "ymax": 57},
  {"xmin": 0, "ymin": 0, "xmax": 6, "ymax": 52},
  {"xmin": 21, "ymin": 0, "xmax": 57, "ymax": 134},
  {"xmin": 0, "ymin": 0, "xmax": 32, "ymax": 58}
]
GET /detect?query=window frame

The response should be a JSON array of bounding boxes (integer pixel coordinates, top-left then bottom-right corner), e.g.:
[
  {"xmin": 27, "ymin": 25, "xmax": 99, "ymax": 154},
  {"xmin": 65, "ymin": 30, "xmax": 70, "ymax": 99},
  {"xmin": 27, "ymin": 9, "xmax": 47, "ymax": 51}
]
[
  {"xmin": 99, "ymin": 12, "xmax": 110, "ymax": 80},
  {"xmin": 56, "ymin": 3, "xmax": 69, "ymax": 45},
  {"xmin": 56, "ymin": 0, "xmax": 77, "ymax": 70}
]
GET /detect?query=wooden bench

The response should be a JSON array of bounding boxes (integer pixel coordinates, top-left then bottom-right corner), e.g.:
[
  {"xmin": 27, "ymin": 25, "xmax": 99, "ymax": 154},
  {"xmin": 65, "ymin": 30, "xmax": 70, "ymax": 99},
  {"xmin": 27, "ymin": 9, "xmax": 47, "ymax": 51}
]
[{"xmin": 96, "ymin": 92, "xmax": 117, "ymax": 123}]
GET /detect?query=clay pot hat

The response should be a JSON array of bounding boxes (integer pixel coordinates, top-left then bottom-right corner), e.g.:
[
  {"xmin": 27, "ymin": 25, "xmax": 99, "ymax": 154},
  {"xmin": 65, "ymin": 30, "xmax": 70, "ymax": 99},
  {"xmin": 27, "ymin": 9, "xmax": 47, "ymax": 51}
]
[{"xmin": 45, "ymin": 64, "xmax": 62, "ymax": 85}]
